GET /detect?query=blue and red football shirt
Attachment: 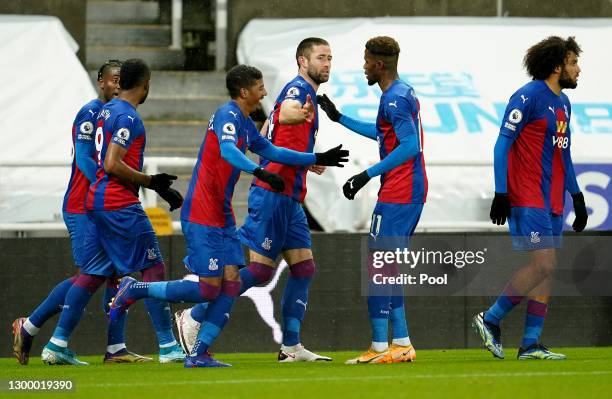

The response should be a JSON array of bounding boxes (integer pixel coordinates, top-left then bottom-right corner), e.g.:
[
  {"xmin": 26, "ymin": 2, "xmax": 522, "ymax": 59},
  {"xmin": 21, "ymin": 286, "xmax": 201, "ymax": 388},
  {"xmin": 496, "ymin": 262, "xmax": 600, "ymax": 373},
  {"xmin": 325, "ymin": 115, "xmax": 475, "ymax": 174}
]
[
  {"xmin": 499, "ymin": 79, "xmax": 572, "ymax": 215},
  {"xmin": 181, "ymin": 100, "xmax": 270, "ymax": 227},
  {"xmin": 376, "ymin": 80, "xmax": 428, "ymax": 204},
  {"xmin": 86, "ymin": 98, "xmax": 147, "ymax": 211},
  {"xmin": 63, "ymin": 98, "xmax": 103, "ymax": 213},
  {"xmin": 254, "ymin": 76, "xmax": 318, "ymax": 202}
]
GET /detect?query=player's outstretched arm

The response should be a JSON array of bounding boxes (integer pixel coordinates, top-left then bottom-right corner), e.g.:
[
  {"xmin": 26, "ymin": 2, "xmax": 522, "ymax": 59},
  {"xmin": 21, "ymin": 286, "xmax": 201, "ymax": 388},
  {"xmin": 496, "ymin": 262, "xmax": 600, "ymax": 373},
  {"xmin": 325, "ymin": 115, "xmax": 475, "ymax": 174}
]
[
  {"xmin": 219, "ymin": 141, "xmax": 285, "ymax": 192},
  {"xmin": 342, "ymin": 133, "xmax": 419, "ymax": 200},
  {"xmin": 563, "ymin": 148, "xmax": 587, "ymax": 232},
  {"xmin": 490, "ymin": 135, "xmax": 513, "ymax": 225},
  {"xmin": 317, "ymin": 94, "xmax": 377, "ymax": 140},
  {"xmin": 251, "ymin": 138, "xmax": 349, "ymax": 167},
  {"xmin": 279, "ymin": 94, "xmax": 314, "ymax": 125}
]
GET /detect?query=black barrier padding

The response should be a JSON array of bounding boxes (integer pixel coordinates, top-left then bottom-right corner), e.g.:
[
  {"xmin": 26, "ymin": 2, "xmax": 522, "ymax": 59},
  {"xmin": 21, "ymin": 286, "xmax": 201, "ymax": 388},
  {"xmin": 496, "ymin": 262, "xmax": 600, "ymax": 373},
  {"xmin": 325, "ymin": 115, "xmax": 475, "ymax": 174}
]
[{"xmin": 1, "ymin": 233, "xmax": 611, "ymax": 357}]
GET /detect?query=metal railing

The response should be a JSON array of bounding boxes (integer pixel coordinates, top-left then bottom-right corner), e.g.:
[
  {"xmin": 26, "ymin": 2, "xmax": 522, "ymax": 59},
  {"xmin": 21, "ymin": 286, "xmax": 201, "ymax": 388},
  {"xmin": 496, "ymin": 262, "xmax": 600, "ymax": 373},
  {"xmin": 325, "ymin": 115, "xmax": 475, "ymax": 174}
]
[
  {"xmin": 1, "ymin": 156, "xmax": 607, "ymax": 235},
  {"xmin": 170, "ymin": 0, "xmax": 182, "ymax": 50}
]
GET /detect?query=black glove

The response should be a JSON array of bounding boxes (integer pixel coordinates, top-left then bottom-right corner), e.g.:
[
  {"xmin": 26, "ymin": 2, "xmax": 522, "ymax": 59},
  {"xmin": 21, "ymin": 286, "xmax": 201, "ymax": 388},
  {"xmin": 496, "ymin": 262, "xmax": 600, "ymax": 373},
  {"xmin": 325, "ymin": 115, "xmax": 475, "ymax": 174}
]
[
  {"xmin": 315, "ymin": 144, "xmax": 349, "ymax": 167},
  {"xmin": 571, "ymin": 192, "xmax": 588, "ymax": 232},
  {"xmin": 317, "ymin": 94, "xmax": 341, "ymax": 122},
  {"xmin": 148, "ymin": 173, "xmax": 177, "ymax": 192},
  {"xmin": 253, "ymin": 167, "xmax": 285, "ymax": 192},
  {"xmin": 343, "ymin": 170, "xmax": 371, "ymax": 200},
  {"xmin": 490, "ymin": 192, "xmax": 511, "ymax": 225},
  {"xmin": 158, "ymin": 188, "xmax": 183, "ymax": 211}
]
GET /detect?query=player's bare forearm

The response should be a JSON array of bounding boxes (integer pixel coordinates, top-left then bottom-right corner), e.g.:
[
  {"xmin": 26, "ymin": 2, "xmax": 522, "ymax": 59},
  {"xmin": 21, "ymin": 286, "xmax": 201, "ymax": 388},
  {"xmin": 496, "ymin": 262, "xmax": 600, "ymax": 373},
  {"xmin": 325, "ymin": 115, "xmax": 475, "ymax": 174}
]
[
  {"xmin": 279, "ymin": 97, "xmax": 313, "ymax": 125},
  {"xmin": 104, "ymin": 143, "xmax": 151, "ymax": 187}
]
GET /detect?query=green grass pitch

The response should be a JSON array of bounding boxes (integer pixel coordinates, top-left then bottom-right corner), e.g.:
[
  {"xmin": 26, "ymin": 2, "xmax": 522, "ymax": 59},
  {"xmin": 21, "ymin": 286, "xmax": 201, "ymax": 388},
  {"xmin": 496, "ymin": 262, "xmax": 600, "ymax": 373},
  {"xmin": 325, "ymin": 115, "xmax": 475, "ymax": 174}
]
[{"xmin": 2, "ymin": 348, "xmax": 612, "ymax": 398}]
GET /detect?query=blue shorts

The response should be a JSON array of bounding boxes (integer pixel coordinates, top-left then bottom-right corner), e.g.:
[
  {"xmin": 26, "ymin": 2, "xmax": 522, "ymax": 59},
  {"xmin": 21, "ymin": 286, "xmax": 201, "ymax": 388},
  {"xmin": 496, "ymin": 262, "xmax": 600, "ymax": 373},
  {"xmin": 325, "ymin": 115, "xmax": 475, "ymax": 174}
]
[
  {"xmin": 63, "ymin": 212, "xmax": 92, "ymax": 268},
  {"xmin": 182, "ymin": 221, "xmax": 245, "ymax": 277},
  {"xmin": 508, "ymin": 207, "xmax": 563, "ymax": 251},
  {"xmin": 369, "ymin": 202, "xmax": 423, "ymax": 250},
  {"xmin": 81, "ymin": 204, "xmax": 164, "ymax": 277},
  {"xmin": 238, "ymin": 186, "xmax": 311, "ymax": 259}
]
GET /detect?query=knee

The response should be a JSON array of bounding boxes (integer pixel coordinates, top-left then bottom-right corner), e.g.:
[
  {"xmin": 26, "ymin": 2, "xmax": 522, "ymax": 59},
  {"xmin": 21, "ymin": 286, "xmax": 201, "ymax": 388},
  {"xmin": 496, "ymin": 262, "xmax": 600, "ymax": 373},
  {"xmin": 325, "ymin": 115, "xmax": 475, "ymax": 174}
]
[
  {"xmin": 74, "ymin": 274, "xmax": 106, "ymax": 294},
  {"xmin": 142, "ymin": 263, "xmax": 166, "ymax": 282},
  {"xmin": 247, "ymin": 262, "xmax": 275, "ymax": 284},
  {"xmin": 289, "ymin": 259, "xmax": 315, "ymax": 278},
  {"xmin": 198, "ymin": 280, "xmax": 221, "ymax": 301},
  {"xmin": 534, "ymin": 257, "xmax": 556, "ymax": 278},
  {"xmin": 221, "ymin": 279, "xmax": 242, "ymax": 298}
]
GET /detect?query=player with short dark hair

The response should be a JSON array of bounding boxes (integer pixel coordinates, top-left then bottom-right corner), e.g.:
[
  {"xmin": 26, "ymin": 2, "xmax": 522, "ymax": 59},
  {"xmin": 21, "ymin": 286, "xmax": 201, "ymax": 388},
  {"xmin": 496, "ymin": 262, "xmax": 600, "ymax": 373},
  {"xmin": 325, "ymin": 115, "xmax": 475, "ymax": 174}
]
[
  {"xmin": 318, "ymin": 36, "xmax": 426, "ymax": 364},
  {"xmin": 12, "ymin": 60, "xmax": 153, "ymax": 365},
  {"xmin": 175, "ymin": 37, "xmax": 338, "ymax": 362},
  {"xmin": 109, "ymin": 64, "xmax": 348, "ymax": 367},
  {"xmin": 40, "ymin": 59, "xmax": 185, "ymax": 365},
  {"xmin": 472, "ymin": 36, "xmax": 587, "ymax": 360}
]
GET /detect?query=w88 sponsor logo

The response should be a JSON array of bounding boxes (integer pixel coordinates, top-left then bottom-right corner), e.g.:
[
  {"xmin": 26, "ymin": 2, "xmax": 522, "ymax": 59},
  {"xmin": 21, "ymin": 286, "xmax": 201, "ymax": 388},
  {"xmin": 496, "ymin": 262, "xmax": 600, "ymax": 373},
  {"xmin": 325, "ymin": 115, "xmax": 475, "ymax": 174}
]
[{"xmin": 552, "ymin": 136, "xmax": 568, "ymax": 149}]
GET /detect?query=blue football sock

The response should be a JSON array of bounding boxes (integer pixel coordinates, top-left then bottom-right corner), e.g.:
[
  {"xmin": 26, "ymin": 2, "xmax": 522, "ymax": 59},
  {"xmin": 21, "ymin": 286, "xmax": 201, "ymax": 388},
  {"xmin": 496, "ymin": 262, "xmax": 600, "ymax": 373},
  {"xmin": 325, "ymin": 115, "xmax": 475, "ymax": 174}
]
[
  {"xmin": 192, "ymin": 292, "xmax": 237, "ymax": 355},
  {"xmin": 390, "ymin": 303, "xmax": 409, "ymax": 340},
  {"xmin": 50, "ymin": 275, "xmax": 104, "ymax": 345},
  {"xmin": 522, "ymin": 300, "xmax": 548, "ymax": 348},
  {"xmin": 281, "ymin": 276, "xmax": 312, "ymax": 346},
  {"xmin": 484, "ymin": 284, "xmax": 524, "ymax": 326},
  {"xmin": 28, "ymin": 277, "xmax": 75, "ymax": 329},
  {"xmin": 239, "ymin": 262, "xmax": 274, "ymax": 295},
  {"xmin": 239, "ymin": 267, "xmax": 260, "ymax": 294},
  {"xmin": 390, "ymin": 284, "xmax": 409, "ymax": 339},
  {"xmin": 144, "ymin": 299, "xmax": 176, "ymax": 347},
  {"xmin": 104, "ymin": 284, "xmax": 126, "ymax": 346},
  {"xmin": 148, "ymin": 280, "xmax": 207, "ymax": 303},
  {"xmin": 368, "ymin": 294, "xmax": 391, "ymax": 344},
  {"xmin": 190, "ymin": 303, "xmax": 209, "ymax": 323}
]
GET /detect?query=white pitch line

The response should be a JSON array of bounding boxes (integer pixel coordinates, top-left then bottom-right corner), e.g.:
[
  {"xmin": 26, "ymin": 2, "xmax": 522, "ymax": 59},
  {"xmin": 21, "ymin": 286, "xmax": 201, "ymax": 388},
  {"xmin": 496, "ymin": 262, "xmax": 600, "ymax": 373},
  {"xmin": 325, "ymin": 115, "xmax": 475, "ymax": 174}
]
[{"xmin": 81, "ymin": 370, "xmax": 612, "ymax": 388}]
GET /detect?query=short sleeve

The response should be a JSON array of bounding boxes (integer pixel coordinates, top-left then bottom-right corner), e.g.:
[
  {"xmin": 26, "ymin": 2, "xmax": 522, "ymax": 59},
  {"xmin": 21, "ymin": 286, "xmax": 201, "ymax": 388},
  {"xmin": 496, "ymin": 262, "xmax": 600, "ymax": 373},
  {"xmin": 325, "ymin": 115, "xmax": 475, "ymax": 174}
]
[
  {"xmin": 111, "ymin": 114, "xmax": 143, "ymax": 149},
  {"xmin": 499, "ymin": 89, "xmax": 534, "ymax": 140},
  {"xmin": 282, "ymin": 83, "xmax": 308, "ymax": 106}
]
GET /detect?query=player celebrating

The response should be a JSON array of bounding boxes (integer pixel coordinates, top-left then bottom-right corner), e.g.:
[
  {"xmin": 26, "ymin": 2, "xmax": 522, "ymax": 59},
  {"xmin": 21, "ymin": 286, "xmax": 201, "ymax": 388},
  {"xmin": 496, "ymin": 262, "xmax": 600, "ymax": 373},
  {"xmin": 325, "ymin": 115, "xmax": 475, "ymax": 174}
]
[
  {"xmin": 12, "ymin": 60, "xmax": 152, "ymax": 365},
  {"xmin": 40, "ymin": 59, "xmax": 185, "ymax": 365},
  {"xmin": 472, "ymin": 36, "xmax": 587, "ymax": 360},
  {"xmin": 318, "ymin": 36, "xmax": 426, "ymax": 364},
  {"xmin": 109, "ymin": 64, "xmax": 348, "ymax": 367},
  {"xmin": 176, "ymin": 37, "xmax": 336, "ymax": 362}
]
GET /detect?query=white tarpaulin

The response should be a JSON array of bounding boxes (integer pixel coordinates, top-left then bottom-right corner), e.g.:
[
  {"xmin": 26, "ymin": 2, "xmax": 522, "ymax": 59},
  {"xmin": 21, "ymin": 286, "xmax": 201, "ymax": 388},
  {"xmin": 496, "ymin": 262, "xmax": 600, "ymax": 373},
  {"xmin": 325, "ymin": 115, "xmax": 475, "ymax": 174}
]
[
  {"xmin": 0, "ymin": 16, "xmax": 96, "ymax": 222},
  {"xmin": 238, "ymin": 17, "xmax": 612, "ymax": 232}
]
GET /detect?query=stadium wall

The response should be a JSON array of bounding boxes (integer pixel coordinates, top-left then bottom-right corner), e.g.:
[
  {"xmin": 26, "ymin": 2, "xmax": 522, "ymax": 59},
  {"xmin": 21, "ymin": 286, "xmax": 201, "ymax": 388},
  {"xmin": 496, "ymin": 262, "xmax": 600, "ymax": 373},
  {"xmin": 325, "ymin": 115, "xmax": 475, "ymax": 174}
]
[
  {"xmin": 2, "ymin": 233, "xmax": 611, "ymax": 357},
  {"xmin": 226, "ymin": 0, "xmax": 612, "ymax": 68}
]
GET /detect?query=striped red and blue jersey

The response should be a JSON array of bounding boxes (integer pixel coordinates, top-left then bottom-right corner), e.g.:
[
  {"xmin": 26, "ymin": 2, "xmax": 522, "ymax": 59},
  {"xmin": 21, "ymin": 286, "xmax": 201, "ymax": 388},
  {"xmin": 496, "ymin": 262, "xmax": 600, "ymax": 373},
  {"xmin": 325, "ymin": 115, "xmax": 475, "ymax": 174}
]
[
  {"xmin": 86, "ymin": 98, "xmax": 146, "ymax": 211},
  {"xmin": 62, "ymin": 98, "xmax": 103, "ymax": 213},
  {"xmin": 376, "ymin": 80, "xmax": 428, "ymax": 204},
  {"xmin": 499, "ymin": 80, "xmax": 572, "ymax": 215},
  {"xmin": 254, "ymin": 76, "xmax": 318, "ymax": 202},
  {"xmin": 181, "ymin": 100, "xmax": 270, "ymax": 227}
]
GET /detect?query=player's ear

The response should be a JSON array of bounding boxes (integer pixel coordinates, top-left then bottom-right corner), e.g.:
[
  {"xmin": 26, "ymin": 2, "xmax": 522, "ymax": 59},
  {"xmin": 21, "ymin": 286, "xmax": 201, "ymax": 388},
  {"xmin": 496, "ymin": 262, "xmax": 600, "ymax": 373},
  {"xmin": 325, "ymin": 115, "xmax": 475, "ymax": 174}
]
[{"xmin": 297, "ymin": 55, "xmax": 306, "ymax": 69}]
